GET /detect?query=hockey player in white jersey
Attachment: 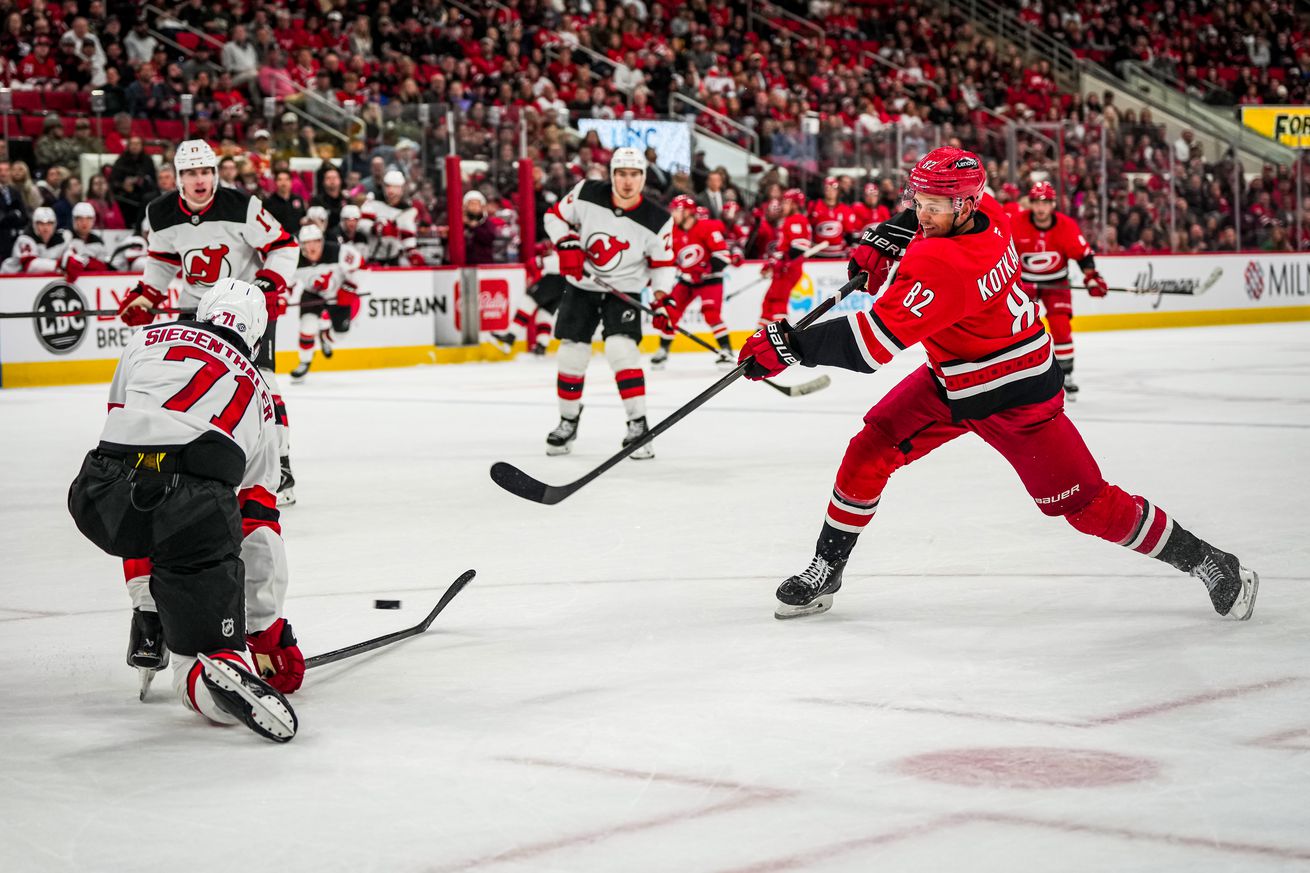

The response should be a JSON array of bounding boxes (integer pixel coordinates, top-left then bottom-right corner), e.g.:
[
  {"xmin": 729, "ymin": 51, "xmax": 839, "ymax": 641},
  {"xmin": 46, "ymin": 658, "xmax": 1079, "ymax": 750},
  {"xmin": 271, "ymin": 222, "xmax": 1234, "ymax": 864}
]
[
  {"xmin": 289, "ymin": 224, "xmax": 364, "ymax": 381},
  {"xmin": 66, "ymin": 201, "xmax": 111, "ymax": 275},
  {"xmin": 0, "ymin": 206, "xmax": 75, "ymax": 275},
  {"xmin": 358, "ymin": 171, "xmax": 422, "ymax": 266},
  {"xmin": 116, "ymin": 140, "xmax": 300, "ymax": 505},
  {"xmin": 109, "ymin": 218, "xmax": 149, "ymax": 273},
  {"xmin": 542, "ymin": 147, "xmax": 674, "ymax": 457},
  {"xmin": 68, "ymin": 279, "xmax": 303, "ymax": 742}
]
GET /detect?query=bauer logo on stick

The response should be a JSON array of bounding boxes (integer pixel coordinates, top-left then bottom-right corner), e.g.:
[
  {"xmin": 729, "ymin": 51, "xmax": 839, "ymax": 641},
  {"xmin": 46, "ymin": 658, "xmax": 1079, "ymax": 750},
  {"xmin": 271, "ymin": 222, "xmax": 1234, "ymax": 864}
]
[{"xmin": 32, "ymin": 281, "xmax": 88, "ymax": 354}]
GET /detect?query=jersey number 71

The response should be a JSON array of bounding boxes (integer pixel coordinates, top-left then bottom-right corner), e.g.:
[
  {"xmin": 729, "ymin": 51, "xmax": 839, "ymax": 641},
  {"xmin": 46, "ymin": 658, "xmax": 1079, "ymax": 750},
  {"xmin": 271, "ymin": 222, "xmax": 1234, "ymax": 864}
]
[{"xmin": 161, "ymin": 346, "xmax": 255, "ymax": 436}]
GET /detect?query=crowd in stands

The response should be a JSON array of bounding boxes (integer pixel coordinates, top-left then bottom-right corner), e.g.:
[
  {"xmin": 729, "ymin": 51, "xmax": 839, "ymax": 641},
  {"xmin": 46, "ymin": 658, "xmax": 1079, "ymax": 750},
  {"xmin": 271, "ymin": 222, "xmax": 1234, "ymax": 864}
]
[{"xmin": 0, "ymin": 0, "xmax": 1305, "ymax": 270}]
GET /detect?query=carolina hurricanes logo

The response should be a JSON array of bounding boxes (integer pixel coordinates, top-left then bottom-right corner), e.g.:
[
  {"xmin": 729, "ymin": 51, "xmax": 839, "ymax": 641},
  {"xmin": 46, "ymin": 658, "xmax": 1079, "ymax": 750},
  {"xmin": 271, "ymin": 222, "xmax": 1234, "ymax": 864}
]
[
  {"xmin": 585, "ymin": 233, "xmax": 630, "ymax": 272},
  {"xmin": 816, "ymin": 220, "xmax": 843, "ymax": 238},
  {"xmin": 677, "ymin": 244, "xmax": 707, "ymax": 269},
  {"xmin": 1244, "ymin": 261, "xmax": 1264, "ymax": 300},
  {"xmin": 183, "ymin": 245, "xmax": 232, "ymax": 286},
  {"xmin": 1020, "ymin": 251, "xmax": 1063, "ymax": 274}
]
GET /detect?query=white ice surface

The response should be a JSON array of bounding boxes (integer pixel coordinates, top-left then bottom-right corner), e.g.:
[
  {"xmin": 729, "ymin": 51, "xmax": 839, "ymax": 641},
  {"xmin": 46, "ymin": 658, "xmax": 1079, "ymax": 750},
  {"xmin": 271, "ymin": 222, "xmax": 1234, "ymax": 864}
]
[{"xmin": 1, "ymin": 323, "xmax": 1308, "ymax": 872}]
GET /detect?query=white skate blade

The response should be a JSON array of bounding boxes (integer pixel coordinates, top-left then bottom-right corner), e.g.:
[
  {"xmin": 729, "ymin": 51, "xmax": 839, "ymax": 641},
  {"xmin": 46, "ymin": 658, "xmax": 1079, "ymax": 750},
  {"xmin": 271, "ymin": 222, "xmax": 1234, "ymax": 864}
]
[
  {"xmin": 198, "ymin": 654, "xmax": 297, "ymax": 743},
  {"xmin": 277, "ymin": 487, "xmax": 296, "ymax": 507},
  {"xmin": 627, "ymin": 443, "xmax": 654, "ymax": 460},
  {"xmin": 545, "ymin": 442, "xmax": 572, "ymax": 456},
  {"xmin": 774, "ymin": 595, "xmax": 834, "ymax": 620},
  {"xmin": 138, "ymin": 667, "xmax": 158, "ymax": 702},
  {"xmin": 1223, "ymin": 568, "xmax": 1259, "ymax": 621}
]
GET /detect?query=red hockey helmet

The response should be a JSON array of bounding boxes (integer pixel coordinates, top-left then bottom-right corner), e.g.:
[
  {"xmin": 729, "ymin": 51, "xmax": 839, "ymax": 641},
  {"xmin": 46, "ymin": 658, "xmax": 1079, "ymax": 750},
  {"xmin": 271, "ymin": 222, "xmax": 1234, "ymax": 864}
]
[
  {"xmin": 783, "ymin": 187, "xmax": 807, "ymax": 206},
  {"xmin": 722, "ymin": 200, "xmax": 741, "ymax": 219},
  {"xmin": 694, "ymin": 205, "xmax": 711, "ymax": 220},
  {"xmin": 670, "ymin": 194, "xmax": 696, "ymax": 213},
  {"xmin": 823, "ymin": 176, "xmax": 840, "ymax": 189},
  {"xmin": 1028, "ymin": 181, "xmax": 1057, "ymax": 202},
  {"xmin": 904, "ymin": 147, "xmax": 986, "ymax": 211},
  {"xmin": 863, "ymin": 181, "xmax": 879, "ymax": 197}
]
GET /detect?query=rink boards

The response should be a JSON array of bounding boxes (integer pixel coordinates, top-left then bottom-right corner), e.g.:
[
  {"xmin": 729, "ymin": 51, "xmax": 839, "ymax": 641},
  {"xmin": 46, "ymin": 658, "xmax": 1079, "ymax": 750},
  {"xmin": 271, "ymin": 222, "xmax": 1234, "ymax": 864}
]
[{"xmin": 1, "ymin": 252, "xmax": 1306, "ymax": 388}]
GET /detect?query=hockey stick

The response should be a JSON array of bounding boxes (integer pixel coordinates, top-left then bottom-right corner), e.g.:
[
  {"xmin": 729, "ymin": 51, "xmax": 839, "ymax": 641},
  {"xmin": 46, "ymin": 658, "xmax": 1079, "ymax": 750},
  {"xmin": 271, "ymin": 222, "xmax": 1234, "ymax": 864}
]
[
  {"xmin": 489, "ymin": 271, "xmax": 869, "ymax": 505},
  {"xmin": 1077, "ymin": 266, "xmax": 1223, "ymax": 297},
  {"xmin": 724, "ymin": 242, "xmax": 830, "ymax": 302},
  {"xmin": 0, "ymin": 293, "xmax": 372, "ymax": 320},
  {"xmin": 589, "ymin": 272, "xmax": 830, "ymax": 398},
  {"xmin": 305, "ymin": 569, "xmax": 476, "ymax": 669}
]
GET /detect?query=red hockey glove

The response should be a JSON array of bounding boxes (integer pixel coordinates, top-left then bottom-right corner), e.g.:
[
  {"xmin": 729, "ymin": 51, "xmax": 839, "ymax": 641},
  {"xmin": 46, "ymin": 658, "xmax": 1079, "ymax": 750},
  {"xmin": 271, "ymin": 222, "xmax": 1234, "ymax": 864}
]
[
  {"xmin": 1083, "ymin": 268, "xmax": 1109, "ymax": 297},
  {"xmin": 253, "ymin": 273, "xmax": 287, "ymax": 321},
  {"xmin": 118, "ymin": 282, "xmax": 166, "ymax": 326},
  {"xmin": 63, "ymin": 254, "xmax": 87, "ymax": 283},
  {"xmin": 739, "ymin": 319, "xmax": 800, "ymax": 380},
  {"xmin": 847, "ymin": 214, "xmax": 917, "ymax": 280},
  {"xmin": 379, "ymin": 220, "xmax": 399, "ymax": 239},
  {"xmin": 556, "ymin": 234, "xmax": 585, "ymax": 280},
  {"xmin": 406, "ymin": 249, "xmax": 426, "ymax": 267},
  {"xmin": 246, "ymin": 617, "xmax": 304, "ymax": 694},
  {"xmin": 729, "ymin": 251, "xmax": 744, "ymax": 267},
  {"xmin": 337, "ymin": 284, "xmax": 360, "ymax": 317},
  {"xmin": 760, "ymin": 255, "xmax": 779, "ymax": 277},
  {"xmin": 650, "ymin": 292, "xmax": 679, "ymax": 333}
]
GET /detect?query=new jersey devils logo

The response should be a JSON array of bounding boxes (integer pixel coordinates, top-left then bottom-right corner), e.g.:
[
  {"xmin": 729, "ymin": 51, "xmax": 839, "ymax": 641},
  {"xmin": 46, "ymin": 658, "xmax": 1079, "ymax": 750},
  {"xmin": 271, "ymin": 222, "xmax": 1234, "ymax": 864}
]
[
  {"xmin": 585, "ymin": 233, "xmax": 630, "ymax": 272},
  {"xmin": 183, "ymin": 245, "xmax": 232, "ymax": 286}
]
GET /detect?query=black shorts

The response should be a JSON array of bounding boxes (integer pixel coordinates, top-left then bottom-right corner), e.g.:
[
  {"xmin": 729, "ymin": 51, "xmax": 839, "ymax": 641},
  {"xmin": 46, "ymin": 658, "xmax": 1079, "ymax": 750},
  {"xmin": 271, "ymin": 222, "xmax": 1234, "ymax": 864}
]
[
  {"xmin": 300, "ymin": 292, "xmax": 354, "ymax": 333},
  {"xmin": 527, "ymin": 275, "xmax": 567, "ymax": 315},
  {"xmin": 68, "ymin": 450, "xmax": 245, "ymax": 656},
  {"xmin": 554, "ymin": 283, "xmax": 642, "ymax": 344}
]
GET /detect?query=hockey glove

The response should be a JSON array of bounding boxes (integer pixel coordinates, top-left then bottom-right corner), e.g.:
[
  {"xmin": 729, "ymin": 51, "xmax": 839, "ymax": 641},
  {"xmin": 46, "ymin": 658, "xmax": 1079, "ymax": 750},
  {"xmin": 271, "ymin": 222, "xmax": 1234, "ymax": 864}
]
[
  {"xmin": 729, "ymin": 250, "xmax": 744, "ymax": 267},
  {"xmin": 1083, "ymin": 268, "xmax": 1109, "ymax": 297},
  {"xmin": 253, "ymin": 273, "xmax": 287, "ymax": 321},
  {"xmin": 760, "ymin": 255, "xmax": 779, "ymax": 278},
  {"xmin": 555, "ymin": 234, "xmax": 585, "ymax": 280},
  {"xmin": 406, "ymin": 249, "xmax": 427, "ymax": 267},
  {"xmin": 739, "ymin": 319, "xmax": 800, "ymax": 380},
  {"xmin": 848, "ymin": 210, "xmax": 918, "ymax": 280},
  {"xmin": 117, "ymin": 282, "xmax": 166, "ymax": 327},
  {"xmin": 246, "ymin": 617, "xmax": 304, "ymax": 694},
  {"xmin": 650, "ymin": 292, "xmax": 679, "ymax": 333}
]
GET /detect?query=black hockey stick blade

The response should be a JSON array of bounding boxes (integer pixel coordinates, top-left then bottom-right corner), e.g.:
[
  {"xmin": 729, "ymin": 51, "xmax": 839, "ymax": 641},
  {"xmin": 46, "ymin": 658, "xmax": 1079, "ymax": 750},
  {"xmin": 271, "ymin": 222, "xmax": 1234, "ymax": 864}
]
[
  {"xmin": 490, "ymin": 272, "xmax": 869, "ymax": 505},
  {"xmin": 305, "ymin": 569, "xmax": 476, "ymax": 669},
  {"xmin": 775, "ymin": 374, "xmax": 831, "ymax": 396}
]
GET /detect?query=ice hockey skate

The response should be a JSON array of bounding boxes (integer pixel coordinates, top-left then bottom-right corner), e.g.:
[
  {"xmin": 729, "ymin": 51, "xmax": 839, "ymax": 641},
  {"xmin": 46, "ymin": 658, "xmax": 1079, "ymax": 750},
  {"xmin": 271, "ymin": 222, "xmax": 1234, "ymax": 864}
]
[
  {"xmin": 490, "ymin": 331, "xmax": 516, "ymax": 355},
  {"xmin": 318, "ymin": 329, "xmax": 334, "ymax": 358},
  {"xmin": 197, "ymin": 653, "xmax": 298, "ymax": 743},
  {"xmin": 650, "ymin": 346, "xmax": 670, "ymax": 370},
  {"xmin": 775, "ymin": 555, "xmax": 846, "ymax": 619},
  {"xmin": 715, "ymin": 348, "xmax": 735, "ymax": 370},
  {"xmin": 290, "ymin": 360, "xmax": 311, "ymax": 381},
  {"xmin": 127, "ymin": 608, "xmax": 169, "ymax": 700},
  {"xmin": 623, "ymin": 416, "xmax": 654, "ymax": 459},
  {"xmin": 1062, "ymin": 373, "xmax": 1079, "ymax": 399},
  {"xmin": 277, "ymin": 456, "xmax": 296, "ymax": 506},
  {"xmin": 546, "ymin": 409, "xmax": 581, "ymax": 456},
  {"xmin": 1192, "ymin": 547, "xmax": 1260, "ymax": 620}
]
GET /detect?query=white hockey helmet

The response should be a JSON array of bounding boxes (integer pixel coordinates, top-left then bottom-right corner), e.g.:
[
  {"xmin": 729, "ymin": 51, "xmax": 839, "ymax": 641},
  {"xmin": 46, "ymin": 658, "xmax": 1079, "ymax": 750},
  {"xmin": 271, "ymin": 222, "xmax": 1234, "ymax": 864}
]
[
  {"xmin": 610, "ymin": 147, "xmax": 647, "ymax": 175},
  {"xmin": 382, "ymin": 170, "xmax": 406, "ymax": 188},
  {"xmin": 305, "ymin": 205, "xmax": 328, "ymax": 223},
  {"xmin": 174, "ymin": 139, "xmax": 218, "ymax": 174},
  {"xmin": 340, "ymin": 204, "xmax": 361, "ymax": 221},
  {"xmin": 32, "ymin": 206, "xmax": 56, "ymax": 224},
  {"xmin": 196, "ymin": 278, "xmax": 268, "ymax": 353},
  {"xmin": 298, "ymin": 224, "xmax": 324, "ymax": 243},
  {"xmin": 72, "ymin": 201, "xmax": 96, "ymax": 219}
]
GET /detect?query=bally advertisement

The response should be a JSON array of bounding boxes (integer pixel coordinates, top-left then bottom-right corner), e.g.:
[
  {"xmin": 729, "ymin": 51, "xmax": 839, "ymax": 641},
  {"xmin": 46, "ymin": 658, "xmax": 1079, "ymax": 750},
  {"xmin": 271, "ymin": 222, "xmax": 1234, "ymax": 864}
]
[{"xmin": 0, "ymin": 253, "xmax": 1305, "ymax": 388}]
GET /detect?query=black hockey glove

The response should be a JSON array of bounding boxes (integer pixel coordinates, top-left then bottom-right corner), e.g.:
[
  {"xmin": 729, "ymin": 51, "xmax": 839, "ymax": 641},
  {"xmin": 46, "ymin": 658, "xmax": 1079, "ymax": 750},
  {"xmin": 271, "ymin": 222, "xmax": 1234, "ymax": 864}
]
[{"xmin": 847, "ymin": 209, "xmax": 919, "ymax": 280}]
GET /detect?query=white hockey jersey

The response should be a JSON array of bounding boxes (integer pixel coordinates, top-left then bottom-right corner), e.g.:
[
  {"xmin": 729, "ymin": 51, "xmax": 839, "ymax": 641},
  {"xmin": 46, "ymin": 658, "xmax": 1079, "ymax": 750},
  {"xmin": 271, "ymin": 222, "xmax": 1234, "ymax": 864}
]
[
  {"xmin": 357, "ymin": 197, "xmax": 418, "ymax": 266},
  {"xmin": 142, "ymin": 189, "xmax": 299, "ymax": 308},
  {"xmin": 0, "ymin": 229, "xmax": 72, "ymax": 274},
  {"xmin": 67, "ymin": 232, "xmax": 111, "ymax": 268},
  {"xmin": 543, "ymin": 179, "xmax": 674, "ymax": 295},
  {"xmin": 109, "ymin": 234, "xmax": 149, "ymax": 273},
  {"xmin": 100, "ymin": 320, "xmax": 287, "ymax": 628},
  {"xmin": 291, "ymin": 243, "xmax": 364, "ymax": 304}
]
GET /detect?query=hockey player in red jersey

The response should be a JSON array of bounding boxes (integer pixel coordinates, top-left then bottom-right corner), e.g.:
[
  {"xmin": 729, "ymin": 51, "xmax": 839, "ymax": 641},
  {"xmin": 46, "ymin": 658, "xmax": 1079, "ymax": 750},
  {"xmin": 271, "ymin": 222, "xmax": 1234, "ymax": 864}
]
[
  {"xmin": 649, "ymin": 195, "xmax": 734, "ymax": 369},
  {"xmin": 808, "ymin": 177, "xmax": 860, "ymax": 259},
  {"xmin": 69, "ymin": 279, "xmax": 302, "ymax": 740},
  {"xmin": 740, "ymin": 147, "xmax": 1258, "ymax": 622},
  {"xmin": 542, "ymin": 147, "xmax": 674, "ymax": 458},
  {"xmin": 1012, "ymin": 181, "xmax": 1108, "ymax": 396},
  {"xmin": 851, "ymin": 182, "xmax": 891, "ymax": 232},
  {"xmin": 758, "ymin": 188, "xmax": 812, "ymax": 328}
]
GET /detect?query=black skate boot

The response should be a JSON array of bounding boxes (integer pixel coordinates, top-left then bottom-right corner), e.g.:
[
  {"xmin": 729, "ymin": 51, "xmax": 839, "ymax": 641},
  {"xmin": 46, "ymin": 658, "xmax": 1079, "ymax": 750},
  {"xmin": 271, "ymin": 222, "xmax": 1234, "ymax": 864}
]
[
  {"xmin": 277, "ymin": 455, "xmax": 296, "ymax": 506},
  {"xmin": 546, "ymin": 408, "xmax": 581, "ymax": 456},
  {"xmin": 715, "ymin": 343, "xmax": 735, "ymax": 370},
  {"xmin": 198, "ymin": 653, "xmax": 298, "ymax": 743},
  {"xmin": 1157, "ymin": 526, "xmax": 1259, "ymax": 620},
  {"xmin": 531, "ymin": 341, "xmax": 548, "ymax": 356},
  {"xmin": 623, "ymin": 416, "xmax": 654, "ymax": 459},
  {"xmin": 775, "ymin": 555, "xmax": 846, "ymax": 619},
  {"xmin": 490, "ymin": 331, "xmax": 516, "ymax": 355},
  {"xmin": 318, "ymin": 329, "xmax": 334, "ymax": 358},
  {"xmin": 290, "ymin": 359, "xmax": 311, "ymax": 381},
  {"xmin": 127, "ymin": 608, "xmax": 169, "ymax": 700},
  {"xmin": 650, "ymin": 342, "xmax": 671, "ymax": 370},
  {"xmin": 1060, "ymin": 363, "xmax": 1078, "ymax": 400}
]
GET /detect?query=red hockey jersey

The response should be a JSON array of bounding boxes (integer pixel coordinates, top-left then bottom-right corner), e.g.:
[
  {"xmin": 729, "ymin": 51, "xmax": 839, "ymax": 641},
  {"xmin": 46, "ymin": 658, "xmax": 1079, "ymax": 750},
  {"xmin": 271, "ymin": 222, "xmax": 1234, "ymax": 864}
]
[
  {"xmin": 673, "ymin": 218, "xmax": 730, "ymax": 285},
  {"xmin": 776, "ymin": 214, "xmax": 812, "ymax": 259},
  {"xmin": 1011, "ymin": 209, "xmax": 1092, "ymax": 287},
  {"xmin": 851, "ymin": 201, "xmax": 891, "ymax": 233},
  {"xmin": 794, "ymin": 195, "xmax": 1062, "ymax": 420},
  {"xmin": 808, "ymin": 200, "xmax": 859, "ymax": 256}
]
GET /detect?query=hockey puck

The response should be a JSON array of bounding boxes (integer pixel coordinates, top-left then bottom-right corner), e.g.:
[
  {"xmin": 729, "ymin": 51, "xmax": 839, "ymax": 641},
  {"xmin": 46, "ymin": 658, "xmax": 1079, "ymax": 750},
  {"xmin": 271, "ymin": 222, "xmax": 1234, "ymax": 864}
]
[{"xmin": 374, "ymin": 599, "xmax": 401, "ymax": 610}]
